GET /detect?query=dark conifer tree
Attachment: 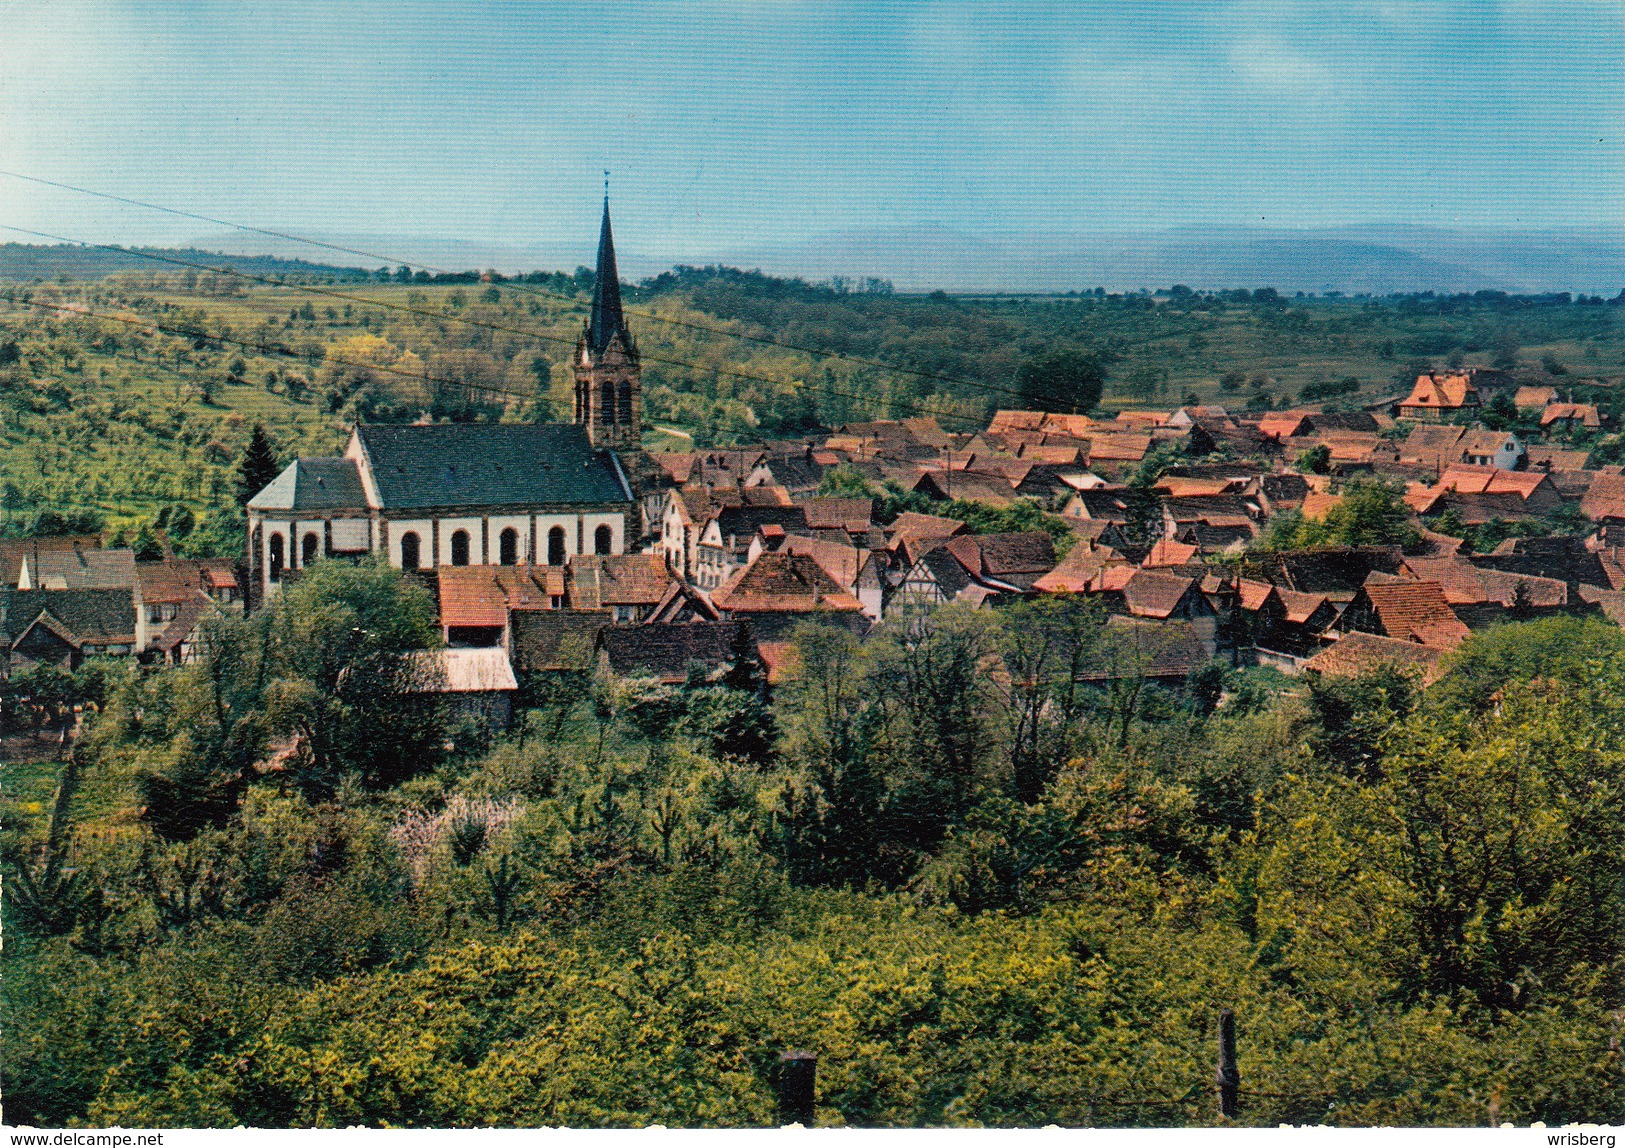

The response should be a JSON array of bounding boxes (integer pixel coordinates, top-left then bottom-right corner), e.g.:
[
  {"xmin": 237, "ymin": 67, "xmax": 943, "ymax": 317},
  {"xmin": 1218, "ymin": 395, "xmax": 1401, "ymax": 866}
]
[{"xmin": 235, "ymin": 424, "xmax": 280, "ymax": 508}]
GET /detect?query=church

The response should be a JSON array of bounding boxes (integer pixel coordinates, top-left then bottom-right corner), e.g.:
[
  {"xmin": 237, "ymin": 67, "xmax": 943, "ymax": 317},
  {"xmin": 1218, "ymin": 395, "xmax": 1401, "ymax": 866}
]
[{"xmin": 245, "ymin": 198, "xmax": 655, "ymax": 600}]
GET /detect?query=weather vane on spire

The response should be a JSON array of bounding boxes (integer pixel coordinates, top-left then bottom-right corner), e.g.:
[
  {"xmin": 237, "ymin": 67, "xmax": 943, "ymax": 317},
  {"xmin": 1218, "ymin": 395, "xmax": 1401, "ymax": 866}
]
[{"xmin": 604, "ymin": 170, "xmax": 610, "ymax": 198}]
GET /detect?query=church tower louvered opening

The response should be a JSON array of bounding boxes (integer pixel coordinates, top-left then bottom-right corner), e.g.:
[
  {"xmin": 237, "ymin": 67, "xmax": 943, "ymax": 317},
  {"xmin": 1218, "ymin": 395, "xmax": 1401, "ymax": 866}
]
[{"xmin": 574, "ymin": 196, "xmax": 641, "ymax": 450}]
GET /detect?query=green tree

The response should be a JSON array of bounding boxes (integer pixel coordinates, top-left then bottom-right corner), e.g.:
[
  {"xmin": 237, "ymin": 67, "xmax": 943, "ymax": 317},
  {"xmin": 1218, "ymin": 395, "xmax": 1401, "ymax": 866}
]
[
  {"xmin": 1014, "ymin": 350, "xmax": 1105, "ymax": 413},
  {"xmin": 235, "ymin": 424, "xmax": 280, "ymax": 509}
]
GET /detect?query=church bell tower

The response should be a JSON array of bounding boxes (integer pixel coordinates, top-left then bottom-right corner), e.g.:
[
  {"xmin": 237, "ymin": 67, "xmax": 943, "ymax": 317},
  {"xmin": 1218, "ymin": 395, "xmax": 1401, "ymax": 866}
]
[{"xmin": 574, "ymin": 195, "xmax": 641, "ymax": 451}]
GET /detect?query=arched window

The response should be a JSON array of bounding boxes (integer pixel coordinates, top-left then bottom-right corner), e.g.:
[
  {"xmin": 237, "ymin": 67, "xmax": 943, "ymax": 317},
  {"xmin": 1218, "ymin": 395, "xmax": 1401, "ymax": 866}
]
[
  {"xmin": 450, "ymin": 529, "xmax": 471, "ymax": 566},
  {"xmin": 499, "ymin": 527, "xmax": 518, "ymax": 566},
  {"xmin": 302, "ymin": 531, "xmax": 320, "ymax": 566},
  {"xmin": 547, "ymin": 526, "xmax": 566, "ymax": 566},
  {"xmin": 600, "ymin": 380, "xmax": 616, "ymax": 424},
  {"xmin": 268, "ymin": 533, "xmax": 285, "ymax": 583},
  {"xmin": 594, "ymin": 524, "xmax": 614, "ymax": 556},
  {"xmin": 618, "ymin": 380, "xmax": 633, "ymax": 426},
  {"xmin": 399, "ymin": 531, "xmax": 421, "ymax": 570}
]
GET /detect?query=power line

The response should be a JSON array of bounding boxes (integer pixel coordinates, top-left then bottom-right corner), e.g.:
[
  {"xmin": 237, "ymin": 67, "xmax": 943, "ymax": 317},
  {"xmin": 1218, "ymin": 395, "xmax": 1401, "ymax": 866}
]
[
  {"xmin": 0, "ymin": 168, "xmax": 1037, "ymax": 405},
  {"xmin": 2, "ymin": 224, "xmax": 990, "ymax": 430}
]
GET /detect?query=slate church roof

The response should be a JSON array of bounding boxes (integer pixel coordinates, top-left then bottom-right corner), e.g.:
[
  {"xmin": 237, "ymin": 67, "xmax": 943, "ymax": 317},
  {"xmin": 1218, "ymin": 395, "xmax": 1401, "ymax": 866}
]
[
  {"xmin": 247, "ymin": 457, "xmax": 367, "ymax": 512},
  {"xmin": 351, "ymin": 423, "xmax": 632, "ymax": 510}
]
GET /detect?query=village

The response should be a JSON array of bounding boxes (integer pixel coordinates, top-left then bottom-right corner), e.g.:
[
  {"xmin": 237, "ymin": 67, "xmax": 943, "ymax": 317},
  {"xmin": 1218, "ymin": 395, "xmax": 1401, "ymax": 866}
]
[{"xmin": 5, "ymin": 352, "xmax": 1623, "ymax": 723}]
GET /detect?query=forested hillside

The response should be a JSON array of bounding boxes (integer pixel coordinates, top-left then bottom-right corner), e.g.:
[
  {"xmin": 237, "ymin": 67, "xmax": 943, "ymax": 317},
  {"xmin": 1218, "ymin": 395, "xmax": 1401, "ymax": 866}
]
[
  {"xmin": 5, "ymin": 569, "xmax": 1623, "ymax": 1127},
  {"xmin": 1, "ymin": 256, "xmax": 1622, "ymax": 547}
]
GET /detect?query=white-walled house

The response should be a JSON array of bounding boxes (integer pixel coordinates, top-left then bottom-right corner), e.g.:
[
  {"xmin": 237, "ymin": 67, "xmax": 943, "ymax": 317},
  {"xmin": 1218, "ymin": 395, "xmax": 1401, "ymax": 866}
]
[{"xmin": 246, "ymin": 422, "xmax": 635, "ymax": 602}]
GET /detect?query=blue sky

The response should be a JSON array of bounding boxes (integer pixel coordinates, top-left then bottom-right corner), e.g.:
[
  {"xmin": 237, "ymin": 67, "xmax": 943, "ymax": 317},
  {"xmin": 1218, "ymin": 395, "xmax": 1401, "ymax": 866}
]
[{"xmin": 2, "ymin": 0, "xmax": 1621, "ymax": 259}]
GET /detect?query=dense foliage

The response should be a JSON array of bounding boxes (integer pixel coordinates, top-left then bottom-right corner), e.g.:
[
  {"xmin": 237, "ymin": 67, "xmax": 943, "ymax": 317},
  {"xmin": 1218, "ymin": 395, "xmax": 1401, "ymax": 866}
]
[{"xmin": 5, "ymin": 562, "xmax": 1623, "ymax": 1128}]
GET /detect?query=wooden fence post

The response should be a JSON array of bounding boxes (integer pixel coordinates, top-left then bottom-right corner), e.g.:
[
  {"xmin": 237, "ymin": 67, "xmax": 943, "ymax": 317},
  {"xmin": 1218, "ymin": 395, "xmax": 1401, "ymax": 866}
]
[
  {"xmin": 777, "ymin": 1049, "xmax": 816, "ymax": 1127},
  {"xmin": 1216, "ymin": 1008, "xmax": 1240, "ymax": 1120}
]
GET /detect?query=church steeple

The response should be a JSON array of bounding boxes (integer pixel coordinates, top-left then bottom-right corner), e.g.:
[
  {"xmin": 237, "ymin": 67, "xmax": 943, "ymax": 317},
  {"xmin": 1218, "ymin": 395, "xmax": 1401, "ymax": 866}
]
[
  {"xmin": 574, "ymin": 189, "xmax": 641, "ymax": 451},
  {"xmin": 587, "ymin": 196, "xmax": 629, "ymax": 355}
]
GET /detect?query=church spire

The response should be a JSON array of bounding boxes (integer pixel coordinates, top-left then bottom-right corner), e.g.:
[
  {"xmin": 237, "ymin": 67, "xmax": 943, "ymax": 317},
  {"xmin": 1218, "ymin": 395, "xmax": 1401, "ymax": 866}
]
[{"xmin": 588, "ymin": 193, "xmax": 628, "ymax": 355}]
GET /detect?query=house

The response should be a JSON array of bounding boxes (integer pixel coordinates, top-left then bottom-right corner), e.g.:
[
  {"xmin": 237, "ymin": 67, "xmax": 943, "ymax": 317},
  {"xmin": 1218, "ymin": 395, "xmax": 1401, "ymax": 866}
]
[
  {"xmin": 1255, "ymin": 587, "xmax": 1340, "ymax": 664},
  {"xmin": 1524, "ymin": 446, "xmax": 1593, "ymax": 473},
  {"xmin": 693, "ymin": 503, "xmax": 808, "ymax": 590},
  {"xmin": 1398, "ymin": 425, "xmax": 1525, "ymax": 473},
  {"xmin": 1405, "ymin": 467, "xmax": 1564, "ymax": 523},
  {"xmin": 1257, "ymin": 473, "xmax": 1311, "ymax": 515},
  {"xmin": 711, "ymin": 551, "xmax": 867, "ymax": 638},
  {"xmin": 1161, "ymin": 494, "xmax": 1261, "ymax": 546},
  {"xmin": 1257, "ymin": 410, "xmax": 1316, "ymax": 440},
  {"xmin": 1088, "ymin": 566, "xmax": 1219, "ymax": 656},
  {"xmin": 1032, "ymin": 539, "xmax": 1128, "ymax": 592},
  {"xmin": 1335, "ymin": 579, "xmax": 1471, "ymax": 649},
  {"xmin": 598, "ymin": 620, "xmax": 758, "ymax": 684},
  {"xmin": 147, "ymin": 591, "xmax": 222, "ymax": 666},
  {"xmin": 1398, "ymin": 372, "xmax": 1480, "ymax": 422},
  {"xmin": 401, "ymin": 647, "xmax": 518, "ymax": 730},
  {"xmin": 1399, "ymin": 556, "xmax": 1569, "ymax": 628},
  {"xmin": 1580, "ymin": 473, "xmax": 1625, "ymax": 525},
  {"xmin": 885, "ymin": 511, "xmax": 967, "ymax": 566},
  {"xmin": 1303, "ymin": 631, "xmax": 1445, "ymax": 683},
  {"xmin": 1258, "ymin": 547, "xmax": 1405, "ymax": 602},
  {"xmin": 435, "ymin": 565, "xmax": 566, "ymax": 648},
  {"xmin": 0, "ymin": 535, "xmax": 103, "ymax": 589},
  {"xmin": 1459, "ymin": 430, "xmax": 1526, "ymax": 470},
  {"xmin": 568, "ymin": 554, "xmax": 673, "ymax": 623},
  {"xmin": 1515, "ymin": 385, "xmax": 1560, "ymax": 411},
  {"xmin": 3, "ymin": 588, "xmax": 138, "ymax": 671},
  {"xmin": 509, "ymin": 608, "xmax": 611, "ymax": 675},
  {"xmin": 1142, "ymin": 539, "xmax": 1202, "ymax": 569},
  {"xmin": 889, "ymin": 532, "xmax": 1055, "ymax": 615},
  {"xmin": 912, "ymin": 468, "xmax": 1018, "ymax": 507},
  {"xmin": 661, "ymin": 486, "xmax": 722, "ymax": 580},
  {"xmin": 133, "ymin": 559, "xmax": 240, "ymax": 653},
  {"xmin": 942, "ymin": 532, "xmax": 1058, "ymax": 591},
  {"xmin": 1541, "ymin": 403, "xmax": 1602, "ymax": 432},
  {"xmin": 776, "ymin": 534, "xmax": 887, "ymax": 621},
  {"xmin": 17, "ymin": 545, "xmax": 134, "ymax": 591}
]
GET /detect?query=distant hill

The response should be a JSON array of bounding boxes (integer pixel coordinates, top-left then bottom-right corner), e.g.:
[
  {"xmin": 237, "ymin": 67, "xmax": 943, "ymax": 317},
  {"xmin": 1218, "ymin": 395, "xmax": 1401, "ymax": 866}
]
[
  {"xmin": 9, "ymin": 222, "xmax": 1624, "ymax": 296},
  {"xmin": 715, "ymin": 224, "xmax": 1625, "ymax": 297},
  {"xmin": 0, "ymin": 243, "xmax": 371, "ymax": 282},
  {"xmin": 186, "ymin": 222, "xmax": 1625, "ymax": 296}
]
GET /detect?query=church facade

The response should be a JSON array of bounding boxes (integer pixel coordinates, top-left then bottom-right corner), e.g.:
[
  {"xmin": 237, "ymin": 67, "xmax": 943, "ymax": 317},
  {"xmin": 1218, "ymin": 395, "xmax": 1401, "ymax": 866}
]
[{"xmin": 245, "ymin": 198, "xmax": 651, "ymax": 600}]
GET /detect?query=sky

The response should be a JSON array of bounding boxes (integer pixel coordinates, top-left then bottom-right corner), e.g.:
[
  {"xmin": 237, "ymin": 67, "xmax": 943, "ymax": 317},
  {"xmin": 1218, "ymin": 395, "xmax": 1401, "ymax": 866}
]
[{"xmin": 1, "ymin": 0, "xmax": 1622, "ymax": 264}]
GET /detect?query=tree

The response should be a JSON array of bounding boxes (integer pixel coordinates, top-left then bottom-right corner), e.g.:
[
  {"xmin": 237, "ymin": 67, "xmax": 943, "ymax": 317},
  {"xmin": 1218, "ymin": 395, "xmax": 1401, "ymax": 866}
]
[
  {"xmin": 1276, "ymin": 477, "xmax": 1418, "ymax": 550},
  {"xmin": 1295, "ymin": 444, "xmax": 1332, "ymax": 474},
  {"xmin": 131, "ymin": 523, "xmax": 164, "ymax": 562},
  {"xmin": 235, "ymin": 425, "xmax": 280, "ymax": 509},
  {"xmin": 1015, "ymin": 350, "xmax": 1105, "ymax": 413}
]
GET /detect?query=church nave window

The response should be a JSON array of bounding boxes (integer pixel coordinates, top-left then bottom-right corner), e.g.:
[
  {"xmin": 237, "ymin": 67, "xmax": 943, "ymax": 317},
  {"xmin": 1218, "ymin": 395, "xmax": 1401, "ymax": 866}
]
[
  {"xmin": 594, "ymin": 524, "xmax": 614, "ymax": 556},
  {"xmin": 268, "ymin": 533, "xmax": 285, "ymax": 583},
  {"xmin": 547, "ymin": 526, "xmax": 567, "ymax": 566},
  {"xmin": 399, "ymin": 531, "xmax": 421, "ymax": 570},
  {"xmin": 450, "ymin": 529, "xmax": 471, "ymax": 566},
  {"xmin": 302, "ymin": 531, "xmax": 320, "ymax": 566},
  {"xmin": 499, "ymin": 527, "xmax": 519, "ymax": 566}
]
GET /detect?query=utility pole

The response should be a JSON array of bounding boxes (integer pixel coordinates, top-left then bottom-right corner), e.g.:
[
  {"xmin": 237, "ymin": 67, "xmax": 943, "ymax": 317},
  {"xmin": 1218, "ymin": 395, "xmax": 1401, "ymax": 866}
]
[
  {"xmin": 1216, "ymin": 1008, "xmax": 1240, "ymax": 1121},
  {"xmin": 776, "ymin": 1049, "xmax": 816, "ymax": 1127}
]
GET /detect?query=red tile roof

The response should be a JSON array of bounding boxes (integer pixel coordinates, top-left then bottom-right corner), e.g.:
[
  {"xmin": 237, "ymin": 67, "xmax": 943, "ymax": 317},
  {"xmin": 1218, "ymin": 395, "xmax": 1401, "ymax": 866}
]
[
  {"xmin": 1304, "ymin": 631, "xmax": 1444, "ymax": 682},
  {"xmin": 1359, "ymin": 580, "xmax": 1471, "ymax": 648},
  {"xmin": 713, "ymin": 552, "xmax": 864, "ymax": 613}
]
